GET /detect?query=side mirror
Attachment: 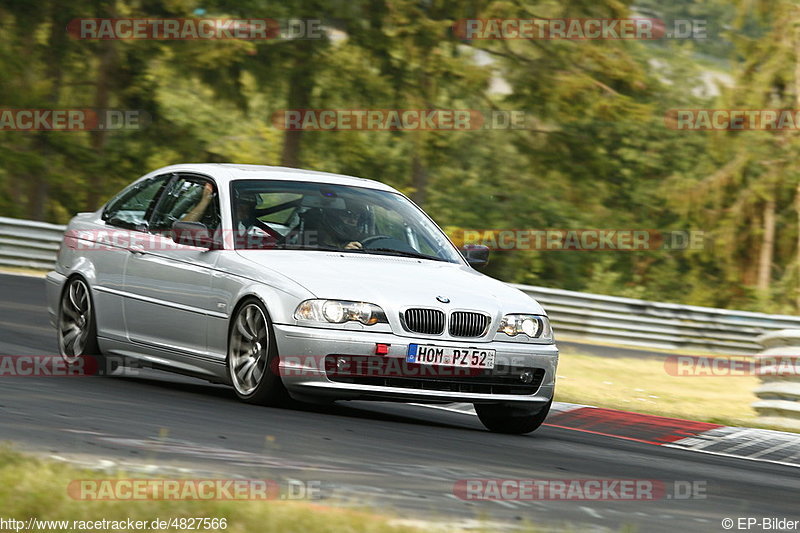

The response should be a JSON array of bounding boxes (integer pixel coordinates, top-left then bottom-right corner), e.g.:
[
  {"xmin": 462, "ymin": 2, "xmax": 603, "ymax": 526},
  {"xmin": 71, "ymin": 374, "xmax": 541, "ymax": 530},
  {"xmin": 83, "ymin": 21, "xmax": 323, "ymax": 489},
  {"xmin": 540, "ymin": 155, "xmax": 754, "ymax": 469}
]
[
  {"xmin": 171, "ymin": 221, "xmax": 218, "ymax": 249},
  {"xmin": 461, "ymin": 244, "xmax": 490, "ymax": 269}
]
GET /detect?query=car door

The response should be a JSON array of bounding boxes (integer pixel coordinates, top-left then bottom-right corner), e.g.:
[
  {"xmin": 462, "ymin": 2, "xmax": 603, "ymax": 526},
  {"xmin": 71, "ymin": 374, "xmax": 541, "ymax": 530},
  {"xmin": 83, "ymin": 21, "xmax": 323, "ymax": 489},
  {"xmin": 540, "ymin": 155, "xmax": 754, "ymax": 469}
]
[
  {"xmin": 92, "ymin": 173, "xmax": 172, "ymax": 342},
  {"xmin": 122, "ymin": 174, "xmax": 222, "ymax": 359}
]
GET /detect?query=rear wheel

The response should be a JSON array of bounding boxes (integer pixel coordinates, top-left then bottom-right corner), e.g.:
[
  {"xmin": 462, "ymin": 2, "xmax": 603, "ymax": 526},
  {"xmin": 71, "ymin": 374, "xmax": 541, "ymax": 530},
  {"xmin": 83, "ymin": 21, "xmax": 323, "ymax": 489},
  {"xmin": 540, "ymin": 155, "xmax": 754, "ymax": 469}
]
[
  {"xmin": 227, "ymin": 299, "xmax": 289, "ymax": 406},
  {"xmin": 475, "ymin": 400, "xmax": 552, "ymax": 434},
  {"xmin": 57, "ymin": 277, "xmax": 106, "ymax": 374}
]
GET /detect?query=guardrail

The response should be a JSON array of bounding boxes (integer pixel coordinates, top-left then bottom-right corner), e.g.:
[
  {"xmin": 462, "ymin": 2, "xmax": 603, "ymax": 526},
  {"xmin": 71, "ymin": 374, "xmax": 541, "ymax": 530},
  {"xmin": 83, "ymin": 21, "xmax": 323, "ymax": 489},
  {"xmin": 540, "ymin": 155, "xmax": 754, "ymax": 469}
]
[
  {"xmin": 513, "ymin": 285, "xmax": 800, "ymax": 354},
  {"xmin": 2, "ymin": 216, "xmax": 799, "ymax": 354},
  {"xmin": 0, "ymin": 216, "xmax": 64, "ymax": 270},
  {"xmin": 753, "ymin": 330, "xmax": 800, "ymax": 426}
]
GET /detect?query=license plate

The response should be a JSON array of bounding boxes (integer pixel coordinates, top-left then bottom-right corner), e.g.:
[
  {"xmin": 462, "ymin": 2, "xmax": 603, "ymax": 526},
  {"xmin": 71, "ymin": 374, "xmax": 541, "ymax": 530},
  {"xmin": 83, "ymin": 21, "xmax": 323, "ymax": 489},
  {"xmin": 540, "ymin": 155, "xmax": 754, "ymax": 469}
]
[{"xmin": 407, "ymin": 344, "xmax": 495, "ymax": 369}]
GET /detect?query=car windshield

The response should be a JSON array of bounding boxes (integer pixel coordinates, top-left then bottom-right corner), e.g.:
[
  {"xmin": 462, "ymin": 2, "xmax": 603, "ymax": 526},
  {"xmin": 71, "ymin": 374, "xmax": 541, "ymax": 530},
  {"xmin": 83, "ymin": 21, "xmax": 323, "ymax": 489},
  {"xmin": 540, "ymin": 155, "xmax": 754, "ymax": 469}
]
[{"xmin": 230, "ymin": 179, "xmax": 462, "ymax": 263}]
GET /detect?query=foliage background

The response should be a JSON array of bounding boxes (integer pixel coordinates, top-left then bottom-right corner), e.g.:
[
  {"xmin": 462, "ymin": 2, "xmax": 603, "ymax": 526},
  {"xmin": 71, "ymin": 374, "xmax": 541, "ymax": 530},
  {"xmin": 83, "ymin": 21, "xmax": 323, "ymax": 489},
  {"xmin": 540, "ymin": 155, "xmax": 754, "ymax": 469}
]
[{"xmin": 1, "ymin": 0, "xmax": 797, "ymax": 313}]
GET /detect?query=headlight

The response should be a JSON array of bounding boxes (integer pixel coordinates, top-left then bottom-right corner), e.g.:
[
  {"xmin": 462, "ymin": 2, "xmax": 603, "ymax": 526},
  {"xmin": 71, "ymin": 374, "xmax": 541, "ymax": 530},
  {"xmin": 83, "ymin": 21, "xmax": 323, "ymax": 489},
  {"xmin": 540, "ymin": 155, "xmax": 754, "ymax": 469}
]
[
  {"xmin": 294, "ymin": 299, "xmax": 388, "ymax": 326},
  {"xmin": 498, "ymin": 314, "xmax": 553, "ymax": 340}
]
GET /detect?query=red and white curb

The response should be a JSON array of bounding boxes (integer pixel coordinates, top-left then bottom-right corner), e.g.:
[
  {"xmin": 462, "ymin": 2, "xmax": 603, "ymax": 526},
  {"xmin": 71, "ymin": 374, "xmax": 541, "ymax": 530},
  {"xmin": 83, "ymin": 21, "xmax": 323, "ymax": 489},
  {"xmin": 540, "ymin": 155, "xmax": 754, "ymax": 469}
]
[{"xmin": 416, "ymin": 402, "xmax": 800, "ymax": 468}]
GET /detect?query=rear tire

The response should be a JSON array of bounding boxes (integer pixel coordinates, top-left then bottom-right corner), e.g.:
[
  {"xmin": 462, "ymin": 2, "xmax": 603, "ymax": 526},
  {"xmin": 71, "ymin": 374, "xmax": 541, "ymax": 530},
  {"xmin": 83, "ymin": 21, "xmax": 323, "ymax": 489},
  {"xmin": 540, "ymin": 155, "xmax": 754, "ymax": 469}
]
[
  {"xmin": 57, "ymin": 276, "xmax": 108, "ymax": 375},
  {"xmin": 475, "ymin": 400, "xmax": 552, "ymax": 434},
  {"xmin": 227, "ymin": 298, "xmax": 289, "ymax": 406}
]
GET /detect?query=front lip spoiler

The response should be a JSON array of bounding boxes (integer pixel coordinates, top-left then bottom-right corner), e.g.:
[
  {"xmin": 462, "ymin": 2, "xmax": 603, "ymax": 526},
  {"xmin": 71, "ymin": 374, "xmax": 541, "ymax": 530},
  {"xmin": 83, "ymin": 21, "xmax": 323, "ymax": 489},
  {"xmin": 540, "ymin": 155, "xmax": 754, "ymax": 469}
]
[{"xmin": 290, "ymin": 380, "xmax": 553, "ymax": 404}]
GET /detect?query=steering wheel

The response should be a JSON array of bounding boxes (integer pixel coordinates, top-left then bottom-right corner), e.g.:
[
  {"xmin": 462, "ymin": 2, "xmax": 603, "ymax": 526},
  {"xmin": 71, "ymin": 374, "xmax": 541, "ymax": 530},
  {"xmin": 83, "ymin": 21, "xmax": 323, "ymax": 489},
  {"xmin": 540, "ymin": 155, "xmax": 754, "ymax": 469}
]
[{"xmin": 361, "ymin": 235, "xmax": 394, "ymax": 247}]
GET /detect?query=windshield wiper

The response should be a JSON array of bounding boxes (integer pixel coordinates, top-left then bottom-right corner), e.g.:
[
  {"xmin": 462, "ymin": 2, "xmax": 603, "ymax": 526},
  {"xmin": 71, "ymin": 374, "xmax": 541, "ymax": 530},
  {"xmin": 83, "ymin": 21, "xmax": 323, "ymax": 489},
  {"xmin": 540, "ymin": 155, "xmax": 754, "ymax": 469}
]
[
  {"xmin": 364, "ymin": 247, "xmax": 448, "ymax": 262},
  {"xmin": 272, "ymin": 243, "xmax": 363, "ymax": 253},
  {"xmin": 245, "ymin": 242, "xmax": 447, "ymax": 262},
  {"xmin": 242, "ymin": 241, "xmax": 363, "ymax": 253}
]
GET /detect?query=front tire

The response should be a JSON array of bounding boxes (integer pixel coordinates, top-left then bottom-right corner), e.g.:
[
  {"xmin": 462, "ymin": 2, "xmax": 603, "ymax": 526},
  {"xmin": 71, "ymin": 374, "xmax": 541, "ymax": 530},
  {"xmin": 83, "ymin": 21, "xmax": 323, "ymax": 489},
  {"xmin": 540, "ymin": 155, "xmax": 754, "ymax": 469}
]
[
  {"xmin": 57, "ymin": 276, "xmax": 107, "ymax": 375},
  {"xmin": 475, "ymin": 400, "xmax": 552, "ymax": 434},
  {"xmin": 227, "ymin": 298, "xmax": 289, "ymax": 406}
]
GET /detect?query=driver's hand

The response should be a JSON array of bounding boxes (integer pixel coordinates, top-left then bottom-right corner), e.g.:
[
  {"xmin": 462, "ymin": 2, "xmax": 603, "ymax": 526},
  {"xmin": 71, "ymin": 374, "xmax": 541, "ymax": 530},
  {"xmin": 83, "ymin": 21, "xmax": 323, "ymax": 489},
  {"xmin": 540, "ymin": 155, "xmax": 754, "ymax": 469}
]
[{"xmin": 345, "ymin": 241, "xmax": 363, "ymax": 250}]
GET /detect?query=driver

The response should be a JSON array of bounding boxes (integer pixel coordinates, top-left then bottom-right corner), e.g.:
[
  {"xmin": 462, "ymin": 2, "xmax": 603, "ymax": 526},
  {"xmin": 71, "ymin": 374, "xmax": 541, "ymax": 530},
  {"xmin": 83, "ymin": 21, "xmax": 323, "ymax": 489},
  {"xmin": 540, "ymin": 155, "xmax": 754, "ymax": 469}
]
[{"xmin": 319, "ymin": 203, "xmax": 367, "ymax": 250}]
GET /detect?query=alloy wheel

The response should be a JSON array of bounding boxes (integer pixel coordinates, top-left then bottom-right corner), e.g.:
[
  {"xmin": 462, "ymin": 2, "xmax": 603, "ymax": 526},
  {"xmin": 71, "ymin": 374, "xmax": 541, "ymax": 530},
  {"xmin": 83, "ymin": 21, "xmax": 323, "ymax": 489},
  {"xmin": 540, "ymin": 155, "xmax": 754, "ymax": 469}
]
[
  {"xmin": 58, "ymin": 278, "xmax": 92, "ymax": 363},
  {"xmin": 229, "ymin": 303, "xmax": 270, "ymax": 395}
]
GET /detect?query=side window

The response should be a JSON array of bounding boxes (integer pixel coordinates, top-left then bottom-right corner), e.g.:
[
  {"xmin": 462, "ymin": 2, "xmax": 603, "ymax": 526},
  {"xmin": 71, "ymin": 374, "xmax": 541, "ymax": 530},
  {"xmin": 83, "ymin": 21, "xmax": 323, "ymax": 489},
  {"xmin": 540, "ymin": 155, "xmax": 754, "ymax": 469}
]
[
  {"xmin": 149, "ymin": 176, "xmax": 220, "ymax": 233},
  {"xmin": 415, "ymin": 232, "xmax": 439, "ymax": 255},
  {"xmin": 374, "ymin": 206, "xmax": 409, "ymax": 241},
  {"xmin": 103, "ymin": 175, "xmax": 171, "ymax": 230},
  {"xmin": 373, "ymin": 205, "xmax": 437, "ymax": 255}
]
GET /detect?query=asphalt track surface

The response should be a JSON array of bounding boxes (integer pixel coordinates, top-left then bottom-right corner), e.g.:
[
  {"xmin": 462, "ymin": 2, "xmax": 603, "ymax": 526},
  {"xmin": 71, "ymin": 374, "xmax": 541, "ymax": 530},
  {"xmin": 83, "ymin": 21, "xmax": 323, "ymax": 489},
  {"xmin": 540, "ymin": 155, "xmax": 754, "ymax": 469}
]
[{"xmin": 0, "ymin": 273, "xmax": 798, "ymax": 532}]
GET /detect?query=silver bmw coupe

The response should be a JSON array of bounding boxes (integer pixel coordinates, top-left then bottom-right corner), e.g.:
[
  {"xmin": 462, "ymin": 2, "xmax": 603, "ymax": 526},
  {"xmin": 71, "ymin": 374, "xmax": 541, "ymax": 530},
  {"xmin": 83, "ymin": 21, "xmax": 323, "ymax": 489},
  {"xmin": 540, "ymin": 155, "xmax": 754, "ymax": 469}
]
[{"xmin": 47, "ymin": 164, "xmax": 558, "ymax": 433}]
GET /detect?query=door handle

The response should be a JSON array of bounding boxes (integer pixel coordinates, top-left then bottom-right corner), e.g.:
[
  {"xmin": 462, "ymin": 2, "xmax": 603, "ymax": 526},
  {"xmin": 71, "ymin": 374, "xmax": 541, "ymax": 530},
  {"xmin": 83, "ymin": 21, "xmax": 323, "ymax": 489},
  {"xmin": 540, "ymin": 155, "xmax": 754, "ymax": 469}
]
[{"xmin": 129, "ymin": 245, "xmax": 145, "ymax": 255}]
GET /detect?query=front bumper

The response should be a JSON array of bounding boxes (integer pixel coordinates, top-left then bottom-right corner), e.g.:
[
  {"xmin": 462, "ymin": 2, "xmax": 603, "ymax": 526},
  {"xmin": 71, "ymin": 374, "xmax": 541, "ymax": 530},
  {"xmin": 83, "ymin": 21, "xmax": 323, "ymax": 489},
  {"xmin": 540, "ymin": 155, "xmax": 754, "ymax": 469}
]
[
  {"xmin": 273, "ymin": 323, "xmax": 558, "ymax": 405},
  {"xmin": 45, "ymin": 271, "xmax": 67, "ymax": 328}
]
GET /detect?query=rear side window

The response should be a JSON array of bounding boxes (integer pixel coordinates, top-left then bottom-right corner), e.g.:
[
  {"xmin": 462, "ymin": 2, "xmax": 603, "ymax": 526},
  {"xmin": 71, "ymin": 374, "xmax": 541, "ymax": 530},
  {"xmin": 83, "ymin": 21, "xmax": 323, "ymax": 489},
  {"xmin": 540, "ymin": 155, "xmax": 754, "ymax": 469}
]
[
  {"xmin": 103, "ymin": 175, "xmax": 171, "ymax": 230},
  {"xmin": 149, "ymin": 176, "xmax": 221, "ymax": 233}
]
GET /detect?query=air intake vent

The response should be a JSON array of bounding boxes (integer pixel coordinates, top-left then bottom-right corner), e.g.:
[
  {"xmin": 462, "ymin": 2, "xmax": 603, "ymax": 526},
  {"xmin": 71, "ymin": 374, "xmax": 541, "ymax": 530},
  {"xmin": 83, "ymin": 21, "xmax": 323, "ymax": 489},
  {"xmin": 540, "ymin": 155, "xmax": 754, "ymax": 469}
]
[
  {"xmin": 449, "ymin": 311, "xmax": 490, "ymax": 338},
  {"xmin": 403, "ymin": 308, "xmax": 445, "ymax": 335}
]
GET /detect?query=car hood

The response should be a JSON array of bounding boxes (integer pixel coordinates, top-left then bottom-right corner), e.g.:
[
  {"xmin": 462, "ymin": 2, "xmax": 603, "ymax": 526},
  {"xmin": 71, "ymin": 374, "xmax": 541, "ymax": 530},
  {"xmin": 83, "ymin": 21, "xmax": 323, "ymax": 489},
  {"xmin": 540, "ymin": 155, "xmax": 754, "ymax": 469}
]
[{"xmin": 235, "ymin": 250, "xmax": 545, "ymax": 315}]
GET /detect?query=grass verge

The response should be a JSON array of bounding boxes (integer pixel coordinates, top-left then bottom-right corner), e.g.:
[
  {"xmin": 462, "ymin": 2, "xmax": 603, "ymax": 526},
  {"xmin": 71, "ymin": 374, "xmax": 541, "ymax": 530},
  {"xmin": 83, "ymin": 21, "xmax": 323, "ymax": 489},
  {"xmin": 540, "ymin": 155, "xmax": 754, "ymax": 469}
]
[
  {"xmin": 0, "ymin": 448, "xmax": 426, "ymax": 533},
  {"xmin": 554, "ymin": 347, "xmax": 797, "ymax": 433},
  {"xmin": 0, "ymin": 266, "xmax": 48, "ymax": 278}
]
